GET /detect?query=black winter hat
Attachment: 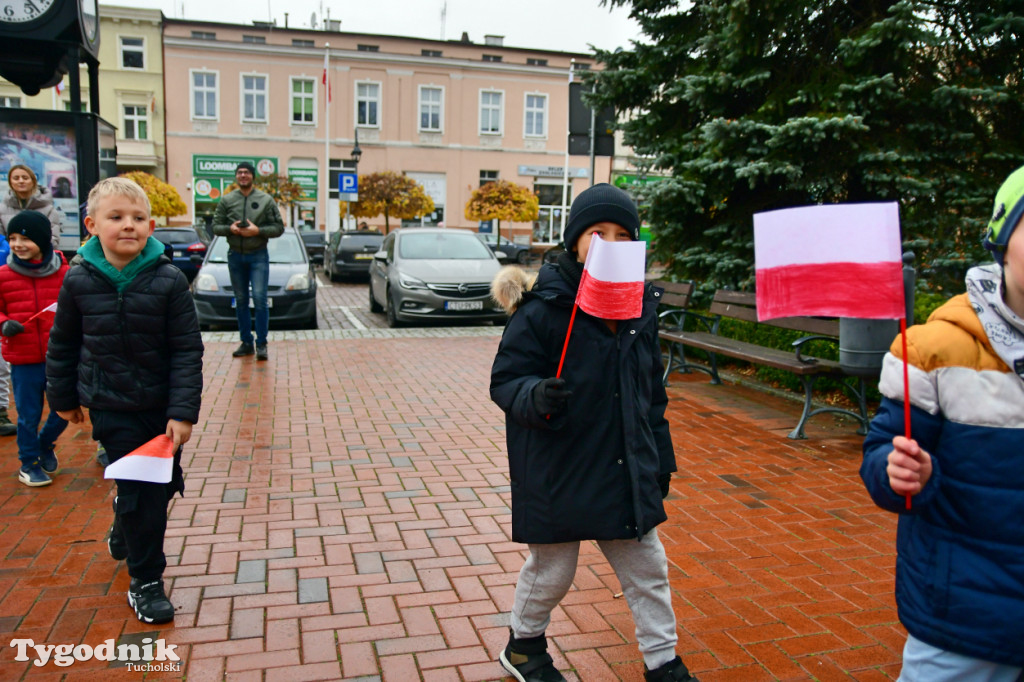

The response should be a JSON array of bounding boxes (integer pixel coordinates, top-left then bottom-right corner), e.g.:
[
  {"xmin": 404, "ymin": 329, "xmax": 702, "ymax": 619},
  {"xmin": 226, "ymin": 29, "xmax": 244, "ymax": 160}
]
[
  {"xmin": 562, "ymin": 183, "xmax": 640, "ymax": 250},
  {"xmin": 7, "ymin": 210, "xmax": 53, "ymax": 260},
  {"xmin": 235, "ymin": 161, "xmax": 256, "ymax": 175}
]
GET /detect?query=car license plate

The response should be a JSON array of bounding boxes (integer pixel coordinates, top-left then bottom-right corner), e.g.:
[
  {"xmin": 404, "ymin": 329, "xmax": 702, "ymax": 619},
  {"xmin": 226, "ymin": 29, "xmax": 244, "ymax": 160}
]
[
  {"xmin": 445, "ymin": 300, "xmax": 483, "ymax": 311},
  {"xmin": 354, "ymin": 253, "xmax": 373, "ymax": 259},
  {"xmin": 231, "ymin": 298, "xmax": 274, "ymax": 309},
  {"xmin": 173, "ymin": 250, "xmax": 183, "ymax": 257}
]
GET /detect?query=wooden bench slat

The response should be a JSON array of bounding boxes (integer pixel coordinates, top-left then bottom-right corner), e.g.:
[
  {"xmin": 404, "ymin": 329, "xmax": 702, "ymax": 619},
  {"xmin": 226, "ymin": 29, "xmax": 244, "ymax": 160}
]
[{"xmin": 659, "ymin": 331, "xmax": 842, "ymax": 375}]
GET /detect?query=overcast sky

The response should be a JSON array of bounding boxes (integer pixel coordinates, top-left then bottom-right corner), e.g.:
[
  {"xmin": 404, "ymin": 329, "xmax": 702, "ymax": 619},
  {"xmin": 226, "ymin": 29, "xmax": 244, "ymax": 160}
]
[{"xmin": 119, "ymin": 0, "xmax": 644, "ymax": 54}]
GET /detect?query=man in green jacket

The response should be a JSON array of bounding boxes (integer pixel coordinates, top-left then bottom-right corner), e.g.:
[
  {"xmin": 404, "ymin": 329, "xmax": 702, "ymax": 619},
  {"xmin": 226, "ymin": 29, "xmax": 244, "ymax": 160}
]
[{"xmin": 212, "ymin": 162, "xmax": 284, "ymax": 361}]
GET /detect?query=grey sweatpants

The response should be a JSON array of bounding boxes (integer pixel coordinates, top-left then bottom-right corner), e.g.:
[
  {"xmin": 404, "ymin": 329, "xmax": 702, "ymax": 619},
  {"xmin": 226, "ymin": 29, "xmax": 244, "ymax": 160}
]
[
  {"xmin": 0, "ymin": 349, "xmax": 9, "ymax": 407},
  {"xmin": 510, "ymin": 528, "xmax": 678, "ymax": 670}
]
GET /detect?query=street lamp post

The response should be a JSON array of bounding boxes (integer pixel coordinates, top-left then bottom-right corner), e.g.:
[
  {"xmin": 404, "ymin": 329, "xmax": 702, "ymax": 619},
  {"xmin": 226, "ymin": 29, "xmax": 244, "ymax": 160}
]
[{"xmin": 347, "ymin": 129, "xmax": 362, "ymax": 229}]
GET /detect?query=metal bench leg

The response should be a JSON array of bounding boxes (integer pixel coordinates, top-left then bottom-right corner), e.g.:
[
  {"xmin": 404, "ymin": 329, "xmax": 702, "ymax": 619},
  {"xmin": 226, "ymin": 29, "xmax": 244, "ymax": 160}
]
[
  {"xmin": 708, "ymin": 352, "xmax": 722, "ymax": 385},
  {"xmin": 662, "ymin": 342, "xmax": 674, "ymax": 386},
  {"xmin": 852, "ymin": 377, "xmax": 870, "ymax": 435},
  {"xmin": 788, "ymin": 376, "xmax": 817, "ymax": 440}
]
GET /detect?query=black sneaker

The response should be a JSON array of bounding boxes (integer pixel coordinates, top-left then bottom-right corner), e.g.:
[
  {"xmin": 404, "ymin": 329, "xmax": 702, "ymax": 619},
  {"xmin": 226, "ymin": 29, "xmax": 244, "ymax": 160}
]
[
  {"xmin": 108, "ymin": 500, "xmax": 127, "ymax": 560},
  {"xmin": 232, "ymin": 343, "xmax": 255, "ymax": 357},
  {"xmin": 18, "ymin": 463, "xmax": 52, "ymax": 487},
  {"xmin": 39, "ymin": 450, "xmax": 59, "ymax": 474},
  {"xmin": 498, "ymin": 631, "xmax": 566, "ymax": 682},
  {"xmin": 255, "ymin": 344, "xmax": 268, "ymax": 361},
  {"xmin": 127, "ymin": 578, "xmax": 174, "ymax": 624},
  {"xmin": 645, "ymin": 656, "xmax": 699, "ymax": 682},
  {"xmin": 0, "ymin": 408, "xmax": 15, "ymax": 436}
]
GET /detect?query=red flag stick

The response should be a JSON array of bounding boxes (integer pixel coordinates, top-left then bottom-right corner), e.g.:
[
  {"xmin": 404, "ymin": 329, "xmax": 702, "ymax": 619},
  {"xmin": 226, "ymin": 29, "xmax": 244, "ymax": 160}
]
[
  {"xmin": 555, "ymin": 303, "xmax": 579, "ymax": 379},
  {"xmin": 901, "ymin": 317, "xmax": 912, "ymax": 510}
]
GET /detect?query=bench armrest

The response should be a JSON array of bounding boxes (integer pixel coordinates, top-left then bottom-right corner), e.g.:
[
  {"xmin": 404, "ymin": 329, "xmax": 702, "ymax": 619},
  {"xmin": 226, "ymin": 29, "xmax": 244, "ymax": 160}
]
[
  {"xmin": 791, "ymin": 334, "xmax": 838, "ymax": 364},
  {"xmin": 658, "ymin": 309, "xmax": 719, "ymax": 334}
]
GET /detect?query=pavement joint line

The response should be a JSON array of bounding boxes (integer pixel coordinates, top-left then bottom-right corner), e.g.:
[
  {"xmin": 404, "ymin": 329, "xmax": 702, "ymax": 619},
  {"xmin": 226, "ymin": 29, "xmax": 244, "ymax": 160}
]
[
  {"xmin": 338, "ymin": 306, "xmax": 368, "ymax": 330},
  {"xmin": 200, "ymin": 326, "xmax": 503, "ymax": 342}
]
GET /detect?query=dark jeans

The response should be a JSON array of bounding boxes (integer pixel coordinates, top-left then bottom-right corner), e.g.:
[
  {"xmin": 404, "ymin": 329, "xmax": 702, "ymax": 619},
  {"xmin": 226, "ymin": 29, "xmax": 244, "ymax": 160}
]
[
  {"xmin": 227, "ymin": 248, "xmax": 270, "ymax": 346},
  {"xmin": 11, "ymin": 363, "xmax": 68, "ymax": 467},
  {"xmin": 91, "ymin": 408, "xmax": 185, "ymax": 582}
]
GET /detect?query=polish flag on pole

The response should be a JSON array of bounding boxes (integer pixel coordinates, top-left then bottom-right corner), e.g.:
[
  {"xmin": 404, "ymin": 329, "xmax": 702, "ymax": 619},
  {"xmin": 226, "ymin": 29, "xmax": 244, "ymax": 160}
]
[
  {"xmin": 753, "ymin": 202, "xmax": 904, "ymax": 321},
  {"xmin": 322, "ymin": 66, "xmax": 331, "ymax": 103},
  {"xmin": 556, "ymin": 236, "xmax": 646, "ymax": 377},
  {"xmin": 26, "ymin": 302, "xmax": 57, "ymax": 323},
  {"xmin": 103, "ymin": 435, "xmax": 176, "ymax": 483}
]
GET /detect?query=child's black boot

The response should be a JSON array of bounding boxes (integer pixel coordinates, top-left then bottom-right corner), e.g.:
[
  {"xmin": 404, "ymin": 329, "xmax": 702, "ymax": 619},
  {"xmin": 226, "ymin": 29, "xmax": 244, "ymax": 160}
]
[
  {"xmin": 128, "ymin": 578, "xmax": 174, "ymax": 624},
  {"xmin": 498, "ymin": 629, "xmax": 566, "ymax": 682},
  {"xmin": 645, "ymin": 656, "xmax": 699, "ymax": 681}
]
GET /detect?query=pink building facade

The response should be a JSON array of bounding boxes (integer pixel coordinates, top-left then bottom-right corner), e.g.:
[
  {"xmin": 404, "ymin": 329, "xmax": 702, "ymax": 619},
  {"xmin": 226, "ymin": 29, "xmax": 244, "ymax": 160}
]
[{"xmin": 162, "ymin": 20, "xmax": 612, "ymax": 245}]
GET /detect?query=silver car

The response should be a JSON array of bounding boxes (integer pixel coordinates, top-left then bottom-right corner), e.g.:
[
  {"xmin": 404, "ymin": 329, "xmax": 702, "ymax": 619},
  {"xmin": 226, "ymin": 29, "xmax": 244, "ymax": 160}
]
[{"xmin": 368, "ymin": 228, "xmax": 507, "ymax": 327}]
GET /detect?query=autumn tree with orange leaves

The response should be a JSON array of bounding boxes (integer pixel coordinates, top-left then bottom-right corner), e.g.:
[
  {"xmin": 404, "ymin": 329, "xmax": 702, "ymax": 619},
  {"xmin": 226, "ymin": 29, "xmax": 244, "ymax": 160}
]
[
  {"xmin": 350, "ymin": 171, "xmax": 434, "ymax": 234},
  {"xmin": 120, "ymin": 171, "xmax": 187, "ymax": 220},
  {"xmin": 464, "ymin": 180, "xmax": 539, "ymax": 244}
]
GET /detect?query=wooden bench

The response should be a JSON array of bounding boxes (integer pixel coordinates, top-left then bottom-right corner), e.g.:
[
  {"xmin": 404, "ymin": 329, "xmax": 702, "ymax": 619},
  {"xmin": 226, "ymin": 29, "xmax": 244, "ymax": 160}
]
[{"xmin": 656, "ymin": 287, "xmax": 870, "ymax": 439}]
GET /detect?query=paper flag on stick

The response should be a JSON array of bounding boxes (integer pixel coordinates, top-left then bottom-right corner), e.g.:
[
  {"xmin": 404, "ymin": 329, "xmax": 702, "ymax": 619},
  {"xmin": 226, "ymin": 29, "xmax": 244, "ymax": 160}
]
[
  {"xmin": 753, "ymin": 202, "xmax": 904, "ymax": 321},
  {"xmin": 103, "ymin": 435, "xmax": 176, "ymax": 483},
  {"xmin": 576, "ymin": 236, "xmax": 647, "ymax": 320},
  {"xmin": 26, "ymin": 302, "xmax": 57, "ymax": 324}
]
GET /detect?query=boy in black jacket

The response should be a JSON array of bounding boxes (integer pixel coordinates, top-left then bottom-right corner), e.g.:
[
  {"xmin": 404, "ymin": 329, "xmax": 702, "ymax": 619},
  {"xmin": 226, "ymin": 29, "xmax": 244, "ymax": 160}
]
[
  {"xmin": 490, "ymin": 184, "xmax": 697, "ymax": 682},
  {"xmin": 46, "ymin": 177, "xmax": 204, "ymax": 624}
]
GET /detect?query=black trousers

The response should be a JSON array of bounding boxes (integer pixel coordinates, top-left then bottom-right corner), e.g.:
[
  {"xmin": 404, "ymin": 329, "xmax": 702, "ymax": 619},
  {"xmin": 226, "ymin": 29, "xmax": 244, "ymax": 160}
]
[{"xmin": 91, "ymin": 408, "xmax": 185, "ymax": 582}]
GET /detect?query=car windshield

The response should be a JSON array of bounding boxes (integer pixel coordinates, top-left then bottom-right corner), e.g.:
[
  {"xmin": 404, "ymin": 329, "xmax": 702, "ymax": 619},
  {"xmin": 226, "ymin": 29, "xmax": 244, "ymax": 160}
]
[
  {"xmin": 152, "ymin": 229, "xmax": 199, "ymax": 245},
  {"xmin": 340, "ymin": 234, "xmax": 383, "ymax": 248},
  {"xmin": 207, "ymin": 232, "xmax": 307, "ymax": 264},
  {"xmin": 399, "ymin": 232, "xmax": 493, "ymax": 260}
]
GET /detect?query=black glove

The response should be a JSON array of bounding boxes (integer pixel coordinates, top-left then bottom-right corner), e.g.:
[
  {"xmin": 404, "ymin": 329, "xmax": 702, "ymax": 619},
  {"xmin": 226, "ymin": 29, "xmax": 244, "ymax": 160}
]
[
  {"xmin": 658, "ymin": 473, "xmax": 672, "ymax": 499},
  {"xmin": 532, "ymin": 377, "xmax": 572, "ymax": 416},
  {"xmin": 0, "ymin": 320, "xmax": 24, "ymax": 337}
]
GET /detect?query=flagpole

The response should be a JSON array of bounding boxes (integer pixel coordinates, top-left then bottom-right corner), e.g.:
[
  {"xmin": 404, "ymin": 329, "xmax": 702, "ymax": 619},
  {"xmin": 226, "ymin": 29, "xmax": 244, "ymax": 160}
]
[
  {"xmin": 555, "ymin": 304, "xmax": 579, "ymax": 379},
  {"xmin": 322, "ymin": 43, "xmax": 330, "ymax": 236},
  {"xmin": 900, "ymin": 317, "xmax": 912, "ymax": 510},
  {"xmin": 558, "ymin": 59, "xmax": 574, "ymax": 244}
]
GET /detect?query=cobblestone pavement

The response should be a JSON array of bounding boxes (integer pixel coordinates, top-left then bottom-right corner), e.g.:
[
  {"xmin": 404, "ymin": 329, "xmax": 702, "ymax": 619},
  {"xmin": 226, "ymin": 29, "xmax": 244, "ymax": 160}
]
[{"xmin": 0, "ymin": 273, "xmax": 904, "ymax": 681}]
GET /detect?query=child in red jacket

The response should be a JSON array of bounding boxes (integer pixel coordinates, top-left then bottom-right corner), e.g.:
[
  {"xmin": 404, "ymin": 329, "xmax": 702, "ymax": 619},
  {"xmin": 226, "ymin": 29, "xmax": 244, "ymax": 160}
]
[{"xmin": 0, "ymin": 211, "xmax": 69, "ymax": 487}]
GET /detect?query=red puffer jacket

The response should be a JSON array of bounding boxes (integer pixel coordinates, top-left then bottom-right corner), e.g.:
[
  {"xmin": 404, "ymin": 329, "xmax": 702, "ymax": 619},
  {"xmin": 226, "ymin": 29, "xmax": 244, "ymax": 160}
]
[{"xmin": 0, "ymin": 254, "xmax": 69, "ymax": 365}]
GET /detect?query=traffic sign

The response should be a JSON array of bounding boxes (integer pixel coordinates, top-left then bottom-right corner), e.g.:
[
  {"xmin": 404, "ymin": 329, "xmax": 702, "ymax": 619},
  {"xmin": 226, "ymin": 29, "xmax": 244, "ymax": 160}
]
[{"xmin": 338, "ymin": 173, "xmax": 358, "ymax": 193}]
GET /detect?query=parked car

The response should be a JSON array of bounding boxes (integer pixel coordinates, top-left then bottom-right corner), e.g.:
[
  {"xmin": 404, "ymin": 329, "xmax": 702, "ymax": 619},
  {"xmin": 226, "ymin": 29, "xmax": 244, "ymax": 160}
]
[
  {"xmin": 368, "ymin": 228, "xmax": 507, "ymax": 327},
  {"xmin": 191, "ymin": 228, "xmax": 318, "ymax": 330},
  {"xmin": 152, "ymin": 227, "xmax": 206, "ymax": 282},
  {"xmin": 477, "ymin": 232, "xmax": 531, "ymax": 264},
  {"xmin": 299, "ymin": 228, "xmax": 326, "ymax": 265},
  {"xmin": 324, "ymin": 230, "xmax": 384, "ymax": 281}
]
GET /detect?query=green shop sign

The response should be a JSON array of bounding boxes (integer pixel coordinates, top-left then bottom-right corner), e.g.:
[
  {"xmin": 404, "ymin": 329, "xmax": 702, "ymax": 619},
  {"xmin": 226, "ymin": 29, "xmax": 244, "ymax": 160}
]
[
  {"xmin": 612, "ymin": 173, "xmax": 668, "ymax": 189},
  {"xmin": 192, "ymin": 155, "xmax": 279, "ymax": 178},
  {"xmin": 288, "ymin": 168, "xmax": 318, "ymax": 200}
]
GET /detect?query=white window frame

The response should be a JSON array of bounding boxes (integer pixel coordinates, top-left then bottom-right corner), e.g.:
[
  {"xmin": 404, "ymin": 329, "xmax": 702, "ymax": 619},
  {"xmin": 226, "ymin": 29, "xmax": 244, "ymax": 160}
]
[
  {"xmin": 524, "ymin": 92, "xmax": 548, "ymax": 138},
  {"xmin": 119, "ymin": 36, "xmax": 145, "ymax": 70},
  {"xmin": 0, "ymin": 96, "xmax": 21, "ymax": 108},
  {"xmin": 190, "ymin": 69, "xmax": 218, "ymax": 121},
  {"xmin": 240, "ymin": 72, "xmax": 269, "ymax": 124},
  {"xmin": 479, "ymin": 89, "xmax": 504, "ymax": 136},
  {"xmin": 417, "ymin": 85, "xmax": 444, "ymax": 133},
  {"xmin": 290, "ymin": 77, "xmax": 316, "ymax": 126},
  {"xmin": 122, "ymin": 103, "xmax": 149, "ymax": 140},
  {"xmin": 355, "ymin": 80, "xmax": 381, "ymax": 128}
]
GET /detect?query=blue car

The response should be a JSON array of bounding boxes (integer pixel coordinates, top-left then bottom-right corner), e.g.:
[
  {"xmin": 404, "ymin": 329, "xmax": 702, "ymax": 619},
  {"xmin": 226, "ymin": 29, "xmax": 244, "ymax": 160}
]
[{"xmin": 152, "ymin": 227, "xmax": 206, "ymax": 282}]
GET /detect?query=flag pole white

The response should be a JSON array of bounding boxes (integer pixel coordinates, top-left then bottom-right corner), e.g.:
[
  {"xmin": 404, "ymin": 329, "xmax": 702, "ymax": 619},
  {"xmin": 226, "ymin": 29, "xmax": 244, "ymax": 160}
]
[
  {"xmin": 558, "ymin": 59, "xmax": 574, "ymax": 244},
  {"xmin": 322, "ymin": 43, "xmax": 330, "ymax": 235}
]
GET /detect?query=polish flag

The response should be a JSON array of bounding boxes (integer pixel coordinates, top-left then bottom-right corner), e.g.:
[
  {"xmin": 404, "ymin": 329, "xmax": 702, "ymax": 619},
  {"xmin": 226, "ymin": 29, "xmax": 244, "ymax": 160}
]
[
  {"xmin": 753, "ymin": 202, "xmax": 904, "ymax": 321},
  {"xmin": 577, "ymin": 235, "xmax": 647, "ymax": 320},
  {"xmin": 55, "ymin": 81, "xmax": 65, "ymax": 96},
  {"xmin": 26, "ymin": 302, "xmax": 57, "ymax": 323},
  {"xmin": 322, "ymin": 68, "xmax": 331, "ymax": 103},
  {"xmin": 103, "ymin": 435, "xmax": 176, "ymax": 483}
]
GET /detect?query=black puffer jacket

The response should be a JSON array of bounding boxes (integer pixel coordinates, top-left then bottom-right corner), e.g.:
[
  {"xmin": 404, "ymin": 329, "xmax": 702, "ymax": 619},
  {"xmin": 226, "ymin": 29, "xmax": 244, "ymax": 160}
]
[
  {"xmin": 490, "ymin": 262, "xmax": 675, "ymax": 544},
  {"xmin": 46, "ymin": 258, "xmax": 204, "ymax": 423}
]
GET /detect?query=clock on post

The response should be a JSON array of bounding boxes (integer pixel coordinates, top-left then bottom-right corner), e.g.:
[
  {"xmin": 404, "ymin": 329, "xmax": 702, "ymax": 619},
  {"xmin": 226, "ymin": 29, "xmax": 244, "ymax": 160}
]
[{"xmin": 0, "ymin": 0, "xmax": 101, "ymax": 95}]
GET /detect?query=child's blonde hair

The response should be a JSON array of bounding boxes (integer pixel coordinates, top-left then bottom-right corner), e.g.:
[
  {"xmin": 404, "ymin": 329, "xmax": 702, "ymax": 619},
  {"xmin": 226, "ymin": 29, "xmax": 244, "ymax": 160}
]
[{"xmin": 87, "ymin": 176, "xmax": 151, "ymax": 218}]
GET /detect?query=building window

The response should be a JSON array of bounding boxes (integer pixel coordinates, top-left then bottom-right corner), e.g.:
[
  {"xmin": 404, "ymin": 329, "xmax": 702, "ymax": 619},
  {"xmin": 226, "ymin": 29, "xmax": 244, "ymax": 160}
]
[
  {"xmin": 242, "ymin": 35, "xmax": 266, "ymax": 44},
  {"xmin": 526, "ymin": 58, "xmax": 548, "ymax": 66},
  {"xmin": 422, "ymin": 49, "xmax": 442, "ymax": 57},
  {"xmin": 0, "ymin": 96, "xmax": 21, "ymax": 108},
  {"xmin": 418, "ymin": 86, "xmax": 442, "ymax": 132},
  {"xmin": 191, "ymin": 30, "xmax": 215, "ymax": 40},
  {"xmin": 524, "ymin": 94, "xmax": 547, "ymax": 137},
  {"xmin": 356, "ymin": 82, "xmax": 380, "ymax": 127},
  {"xmin": 191, "ymin": 71, "xmax": 217, "ymax": 120},
  {"xmin": 120, "ymin": 37, "xmax": 144, "ymax": 69},
  {"xmin": 291, "ymin": 78, "xmax": 315, "ymax": 124},
  {"xmin": 482, "ymin": 54, "xmax": 502, "ymax": 63},
  {"xmin": 292, "ymin": 39, "xmax": 314, "ymax": 47},
  {"xmin": 480, "ymin": 170, "xmax": 498, "ymax": 187},
  {"xmin": 357, "ymin": 44, "xmax": 379, "ymax": 52},
  {"xmin": 123, "ymin": 104, "xmax": 148, "ymax": 140},
  {"xmin": 62, "ymin": 99, "xmax": 90, "ymax": 112},
  {"xmin": 242, "ymin": 75, "xmax": 268, "ymax": 122},
  {"xmin": 575, "ymin": 63, "xmax": 591, "ymax": 71},
  {"xmin": 479, "ymin": 90, "xmax": 502, "ymax": 135}
]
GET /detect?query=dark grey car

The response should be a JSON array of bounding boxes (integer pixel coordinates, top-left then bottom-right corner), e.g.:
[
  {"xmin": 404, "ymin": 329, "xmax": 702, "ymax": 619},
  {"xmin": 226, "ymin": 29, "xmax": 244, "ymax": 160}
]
[{"xmin": 324, "ymin": 230, "xmax": 384, "ymax": 281}]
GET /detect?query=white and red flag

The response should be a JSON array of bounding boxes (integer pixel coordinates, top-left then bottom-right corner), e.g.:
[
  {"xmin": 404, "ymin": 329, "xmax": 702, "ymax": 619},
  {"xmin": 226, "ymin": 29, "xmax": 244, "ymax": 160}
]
[
  {"xmin": 26, "ymin": 302, "xmax": 57, "ymax": 323},
  {"xmin": 753, "ymin": 202, "xmax": 904, "ymax": 321},
  {"xmin": 576, "ymin": 235, "xmax": 647, "ymax": 320},
  {"xmin": 103, "ymin": 435, "xmax": 176, "ymax": 483}
]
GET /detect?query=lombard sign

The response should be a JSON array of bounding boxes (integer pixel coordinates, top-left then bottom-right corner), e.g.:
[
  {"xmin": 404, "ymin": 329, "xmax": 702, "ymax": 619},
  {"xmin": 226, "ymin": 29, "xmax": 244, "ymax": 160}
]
[
  {"xmin": 193, "ymin": 155, "xmax": 278, "ymax": 178},
  {"xmin": 518, "ymin": 165, "xmax": 588, "ymax": 179},
  {"xmin": 289, "ymin": 168, "xmax": 318, "ymax": 200}
]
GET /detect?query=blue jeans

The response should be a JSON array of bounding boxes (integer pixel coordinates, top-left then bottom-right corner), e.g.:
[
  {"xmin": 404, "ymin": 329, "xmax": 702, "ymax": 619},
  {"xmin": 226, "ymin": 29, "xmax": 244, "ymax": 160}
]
[
  {"xmin": 11, "ymin": 363, "xmax": 68, "ymax": 466},
  {"xmin": 227, "ymin": 248, "xmax": 270, "ymax": 346}
]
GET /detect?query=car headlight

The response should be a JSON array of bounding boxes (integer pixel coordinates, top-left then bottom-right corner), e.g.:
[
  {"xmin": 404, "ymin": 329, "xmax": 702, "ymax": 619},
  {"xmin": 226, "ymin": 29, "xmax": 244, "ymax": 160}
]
[
  {"xmin": 193, "ymin": 273, "xmax": 219, "ymax": 292},
  {"xmin": 398, "ymin": 273, "xmax": 429, "ymax": 290},
  {"xmin": 285, "ymin": 273, "xmax": 311, "ymax": 291}
]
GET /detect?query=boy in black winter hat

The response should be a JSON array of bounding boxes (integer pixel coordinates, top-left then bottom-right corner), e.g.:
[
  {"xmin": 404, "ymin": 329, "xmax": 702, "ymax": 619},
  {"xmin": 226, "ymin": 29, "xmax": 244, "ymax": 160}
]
[{"xmin": 489, "ymin": 183, "xmax": 698, "ymax": 682}]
